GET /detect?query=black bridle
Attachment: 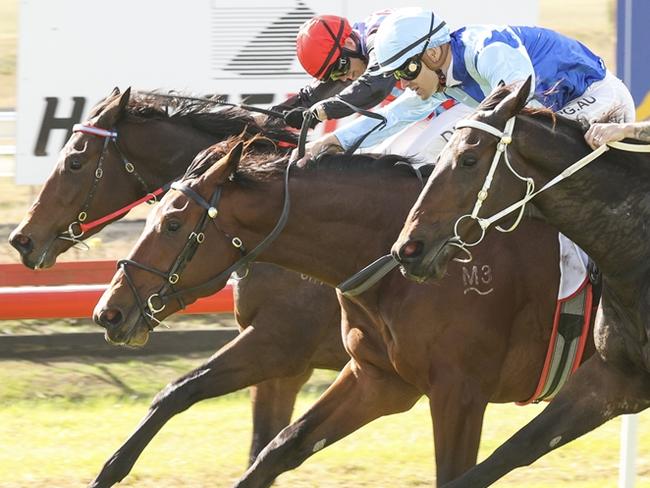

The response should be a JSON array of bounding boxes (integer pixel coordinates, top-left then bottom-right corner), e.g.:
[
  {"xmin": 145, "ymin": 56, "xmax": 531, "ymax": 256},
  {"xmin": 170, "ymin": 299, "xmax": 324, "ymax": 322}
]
[{"xmin": 116, "ymin": 158, "xmax": 294, "ymax": 330}]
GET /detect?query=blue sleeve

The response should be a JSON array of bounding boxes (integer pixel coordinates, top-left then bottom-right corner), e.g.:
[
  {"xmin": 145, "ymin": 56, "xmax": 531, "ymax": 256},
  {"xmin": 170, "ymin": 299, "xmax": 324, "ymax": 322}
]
[
  {"xmin": 333, "ymin": 90, "xmax": 445, "ymax": 150},
  {"xmin": 475, "ymin": 42, "xmax": 536, "ymax": 100}
]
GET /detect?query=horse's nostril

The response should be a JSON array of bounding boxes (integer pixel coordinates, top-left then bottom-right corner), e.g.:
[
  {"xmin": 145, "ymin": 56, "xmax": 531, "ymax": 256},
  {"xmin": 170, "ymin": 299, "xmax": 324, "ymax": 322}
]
[
  {"xmin": 98, "ymin": 308, "xmax": 123, "ymax": 328},
  {"xmin": 9, "ymin": 233, "xmax": 33, "ymax": 255},
  {"xmin": 396, "ymin": 240, "xmax": 424, "ymax": 262}
]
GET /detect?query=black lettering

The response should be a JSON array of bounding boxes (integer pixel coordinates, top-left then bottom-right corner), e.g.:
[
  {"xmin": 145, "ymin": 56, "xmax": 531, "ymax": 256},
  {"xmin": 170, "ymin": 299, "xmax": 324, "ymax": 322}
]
[
  {"xmin": 34, "ymin": 97, "xmax": 86, "ymax": 156},
  {"xmin": 241, "ymin": 94, "xmax": 275, "ymax": 104},
  {"xmin": 441, "ymin": 129, "xmax": 454, "ymax": 142}
]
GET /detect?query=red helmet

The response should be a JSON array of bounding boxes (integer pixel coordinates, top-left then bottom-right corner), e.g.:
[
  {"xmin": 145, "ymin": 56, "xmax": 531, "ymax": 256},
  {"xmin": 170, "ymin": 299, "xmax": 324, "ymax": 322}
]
[{"xmin": 296, "ymin": 15, "xmax": 353, "ymax": 80}]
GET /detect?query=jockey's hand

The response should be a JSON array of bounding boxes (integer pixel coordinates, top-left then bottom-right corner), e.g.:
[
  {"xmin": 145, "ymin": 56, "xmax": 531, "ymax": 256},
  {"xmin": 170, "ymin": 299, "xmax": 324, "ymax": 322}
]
[
  {"xmin": 284, "ymin": 107, "xmax": 319, "ymax": 130},
  {"xmin": 290, "ymin": 133, "xmax": 344, "ymax": 168},
  {"xmin": 585, "ymin": 123, "xmax": 629, "ymax": 149},
  {"xmin": 309, "ymin": 102, "xmax": 329, "ymax": 122}
]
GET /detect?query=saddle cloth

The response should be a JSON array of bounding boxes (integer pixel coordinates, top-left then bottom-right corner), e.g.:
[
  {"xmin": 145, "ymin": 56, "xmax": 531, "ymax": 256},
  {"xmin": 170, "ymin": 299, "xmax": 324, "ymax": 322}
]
[{"xmin": 517, "ymin": 233, "xmax": 593, "ymax": 405}]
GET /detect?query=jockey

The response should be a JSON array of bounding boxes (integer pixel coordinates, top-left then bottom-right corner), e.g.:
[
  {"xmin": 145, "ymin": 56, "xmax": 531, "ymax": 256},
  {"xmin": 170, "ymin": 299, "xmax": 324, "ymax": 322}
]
[
  {"xmin": 271, "ymin": 11, "xmax": 401, "ymax": 129},
  {"xmin": 298, "ymin": 7, "xmax": 635, "ymax": 163}
]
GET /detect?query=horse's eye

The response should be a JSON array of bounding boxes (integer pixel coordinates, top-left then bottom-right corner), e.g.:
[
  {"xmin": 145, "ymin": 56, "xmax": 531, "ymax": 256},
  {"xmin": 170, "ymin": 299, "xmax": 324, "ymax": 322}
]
[
  {"xmin": 461, "ymin": 154, "xmax": 478, "ymax": 167},
  {"xmin": 69, "ymin": 159, "xmax": 82, "ymax": 171},
  {"xmin": 166, "ymin": 220, "xmax": 181, "ymax": 233}
]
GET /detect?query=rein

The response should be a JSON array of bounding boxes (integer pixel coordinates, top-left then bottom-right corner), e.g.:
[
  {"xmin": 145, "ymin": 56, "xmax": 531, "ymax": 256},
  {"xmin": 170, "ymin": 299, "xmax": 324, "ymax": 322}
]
[
  {"xmin": 450, "ymin": 116, "xmax": 650, "ymax": 262},
  {"xmin": 141, "ymin": 92, "xmax": 286, "ymax": 120},
  {"xmin": 117, "ymin": 158, "xmax": 295, "ymax": 329},
  {"xmin": 334, "ymin": 97, "xmax": 388, "ymax": 156}
]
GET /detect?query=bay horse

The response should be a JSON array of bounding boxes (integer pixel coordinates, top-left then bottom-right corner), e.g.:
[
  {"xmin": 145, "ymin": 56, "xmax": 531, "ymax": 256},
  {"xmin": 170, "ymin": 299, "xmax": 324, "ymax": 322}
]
[
  {"xmin": 392, "ymin": 77, "xmax": 650, "ymax": 487},
  {"xmin": 8, "ymin": 87, "xmax": 349, "ymax": 465},
  {"xmin": 92, "ymin": 138, "xmax": 593, "ymax": 487}
]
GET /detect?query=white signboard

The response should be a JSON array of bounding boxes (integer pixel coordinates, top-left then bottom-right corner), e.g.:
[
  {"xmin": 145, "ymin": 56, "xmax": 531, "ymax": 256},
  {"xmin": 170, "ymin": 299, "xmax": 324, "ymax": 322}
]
[{"xmin": 16, "ymin": 0, "xmax": 538, "ymax": 184}]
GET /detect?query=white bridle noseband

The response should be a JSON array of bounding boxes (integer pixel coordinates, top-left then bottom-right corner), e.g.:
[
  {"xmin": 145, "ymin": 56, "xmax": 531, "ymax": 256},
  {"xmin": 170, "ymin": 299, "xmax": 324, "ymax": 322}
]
[{"xmin": 449, "ymin": 116, "xmax": 650, "ymax": 263}]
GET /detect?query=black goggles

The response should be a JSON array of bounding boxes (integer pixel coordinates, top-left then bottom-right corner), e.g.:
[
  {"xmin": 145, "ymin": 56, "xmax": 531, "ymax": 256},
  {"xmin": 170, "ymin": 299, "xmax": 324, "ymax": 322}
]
[
  {"xmin": 325, "ymin": 55, "xmax": 351, "ymax": 81},
  {"xmin": 393, "ymin": 55, "xmax": 423, "ymax": 81}
]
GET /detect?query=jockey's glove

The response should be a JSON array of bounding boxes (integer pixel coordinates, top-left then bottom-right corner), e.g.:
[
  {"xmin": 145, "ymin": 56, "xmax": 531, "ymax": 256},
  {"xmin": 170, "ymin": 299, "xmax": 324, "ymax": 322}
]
[{"xmin": 284, "ymin": 107, "xmax": 319, "ymax": 130}]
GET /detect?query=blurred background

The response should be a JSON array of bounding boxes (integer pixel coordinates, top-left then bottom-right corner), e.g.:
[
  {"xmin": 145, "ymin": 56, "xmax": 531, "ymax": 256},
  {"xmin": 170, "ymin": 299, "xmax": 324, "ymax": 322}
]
[{"xmin": 1, "ymin": 1, "xmax": 650, "ymax": 487}]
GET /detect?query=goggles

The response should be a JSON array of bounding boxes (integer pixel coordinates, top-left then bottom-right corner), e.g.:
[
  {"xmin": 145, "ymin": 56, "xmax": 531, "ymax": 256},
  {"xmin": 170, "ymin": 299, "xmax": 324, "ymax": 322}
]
[
  {"xmin": 393, "ymin": 55, "xmax": 423, "ymax": 81},
  {"xmin": 326, "ymin": 55, "xmax": 351, "ymax": 81}
]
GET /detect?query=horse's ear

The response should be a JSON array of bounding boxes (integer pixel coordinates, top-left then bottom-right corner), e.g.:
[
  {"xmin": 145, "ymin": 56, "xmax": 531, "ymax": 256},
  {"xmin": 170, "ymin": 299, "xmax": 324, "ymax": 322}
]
[
  {"xmin": 110, "ymin": 86, "xmax": 120, "ymax": 97},
  {"xmin": 118, "ymin": 87, "xmax": 131, "ymax": 113},
  {"xmin": 95, "ymin": 87, "xmax": 131, "ymax": 128},
  {"xmin": 229, "ymin": 141, "xmax": 244, "ymax": 163},
  {"xmin": 206, "ymin": 141, "xmax": 243, "ymax": 184},
  {"xmin": 221, "ymin": 141, "xmax": 243, "ymax": 180},
  {"xmin": 494, "ymin": 76, "xmax": 533, "ymax": 117}
]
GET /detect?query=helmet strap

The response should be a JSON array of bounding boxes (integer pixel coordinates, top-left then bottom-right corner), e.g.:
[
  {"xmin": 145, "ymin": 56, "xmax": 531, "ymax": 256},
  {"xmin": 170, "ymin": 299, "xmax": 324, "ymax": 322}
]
[
  {"xmin": 344, "ymin": 32, "xmax": 367, "ymax": 61},
  {"xmin": 435, "ymin": 69, "xmax": 447, "ymax": 89}
]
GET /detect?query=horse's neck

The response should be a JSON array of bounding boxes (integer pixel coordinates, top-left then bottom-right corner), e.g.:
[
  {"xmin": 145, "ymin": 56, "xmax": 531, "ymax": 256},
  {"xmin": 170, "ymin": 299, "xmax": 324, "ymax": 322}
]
[
  {"xmin": 243, "ymin": 171, "xmax": 421, "ymax": 287},
  {"xmin": 521, "ymin": 121, "xmax": 650, "ymax": 288},
  {"xmin": 126, "ymin": 119, "xmax": 244, "ymax": 185}
]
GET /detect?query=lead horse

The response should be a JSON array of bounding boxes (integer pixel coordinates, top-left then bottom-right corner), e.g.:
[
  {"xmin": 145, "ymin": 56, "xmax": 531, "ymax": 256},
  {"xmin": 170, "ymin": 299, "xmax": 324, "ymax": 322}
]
[
  {"xmin": 8, "ymin": 88, "xmax": 349, "ymax": 465},
  {"xmin": 393, "ymin": 77, "xmax": 650, "ymax": 487},
  {"xmin": 92, "ymin": 137, "xmax": 593, "ymax": 487}
]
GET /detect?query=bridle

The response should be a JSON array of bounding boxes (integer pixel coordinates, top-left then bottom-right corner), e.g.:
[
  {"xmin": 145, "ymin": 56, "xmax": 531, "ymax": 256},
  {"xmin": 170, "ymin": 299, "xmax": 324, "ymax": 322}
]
[
  {"xmin": 448, "ymin": 115, "xmax": 650, "ymax": 263},
  {"xmin": 116, "ymin": 158, "xmax": 294, "ymax": 330},
  {"xmin": 59, "ymin": 124, "xmax": 162, "ymax": 247},
  {"xmin": 446, "ymin": 117, "xmax": 533, "ymax": 262}
]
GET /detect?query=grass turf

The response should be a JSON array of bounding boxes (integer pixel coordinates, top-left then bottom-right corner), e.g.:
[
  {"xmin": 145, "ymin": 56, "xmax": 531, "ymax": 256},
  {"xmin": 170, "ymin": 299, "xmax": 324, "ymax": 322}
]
[{"xmin": 1, "ymin": 356, "xmax": 650, "ymax": 487}]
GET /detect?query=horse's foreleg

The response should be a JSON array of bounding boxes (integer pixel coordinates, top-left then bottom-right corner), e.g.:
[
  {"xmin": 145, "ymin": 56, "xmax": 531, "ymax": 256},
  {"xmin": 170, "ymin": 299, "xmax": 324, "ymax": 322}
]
[
  {"xmin": 88, "ymin": 326, "xmax": 317, "ymax": 488},
  {"xmin": 442, "ymin": 354, "xmax": 650, "ymax": 488},
  {"xmin": 248, "ymin": 369, "xmax": 314, "ymax": 465},
  {"xmin": 232, "ymin": 360, "xmax": 420, "ymax": 488},
  {"xmin": 428, "ymin": 378, "xmax": 488, "ymax": 486}
]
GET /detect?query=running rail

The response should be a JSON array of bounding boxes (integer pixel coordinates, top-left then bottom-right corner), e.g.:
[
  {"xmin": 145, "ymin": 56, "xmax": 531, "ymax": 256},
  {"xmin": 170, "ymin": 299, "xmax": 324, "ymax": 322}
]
[{"xmin": 0, "ymin": 260, "xmax": 234, "ymax": 320}]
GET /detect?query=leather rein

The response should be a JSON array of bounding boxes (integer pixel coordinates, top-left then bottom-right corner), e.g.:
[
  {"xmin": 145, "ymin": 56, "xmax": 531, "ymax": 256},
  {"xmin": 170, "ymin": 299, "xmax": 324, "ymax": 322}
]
[{"xmin": 117, "ymin": 159, "xmax": 294, "ymax": 330}]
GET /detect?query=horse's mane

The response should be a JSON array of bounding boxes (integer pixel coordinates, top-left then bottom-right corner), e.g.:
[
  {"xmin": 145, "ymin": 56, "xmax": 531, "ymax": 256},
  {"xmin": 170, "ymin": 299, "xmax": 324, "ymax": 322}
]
[
  {"xmin": 478, "ymin": 83, "xmax": 650, "ymax": 170},
  {"xmin": 123, "ymin": 92, "xmax": 297, "ymax": 145},
  {"xmin": 181, "ymin": 135, "xmax": 419, "ymax": 183},
  {"xmin": 475, "ymin": 83, "xmax": 601, "ymax": 135}
]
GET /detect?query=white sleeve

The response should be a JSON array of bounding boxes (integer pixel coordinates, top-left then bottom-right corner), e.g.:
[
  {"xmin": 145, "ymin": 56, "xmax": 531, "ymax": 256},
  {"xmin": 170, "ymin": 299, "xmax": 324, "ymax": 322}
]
[
  {"xmin": 475, "ymin": 42, "xmax": 536, "ymax": 101},
  {"xmin": 334, "ymin": 90, "xmax": 445, "ymax": 150}
]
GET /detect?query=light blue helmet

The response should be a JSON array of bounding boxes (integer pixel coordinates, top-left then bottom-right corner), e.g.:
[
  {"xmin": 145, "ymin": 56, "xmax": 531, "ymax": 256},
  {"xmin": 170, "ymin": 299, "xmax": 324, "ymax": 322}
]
[{"xmin": 372, "ymin": 8, "xmax": 450, "ymax": 76}]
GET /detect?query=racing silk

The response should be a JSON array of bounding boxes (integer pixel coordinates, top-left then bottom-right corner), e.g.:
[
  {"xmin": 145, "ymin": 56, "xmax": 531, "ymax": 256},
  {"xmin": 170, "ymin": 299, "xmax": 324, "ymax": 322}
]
[
  {"xmin": 335, "ymin": 25, "xmax": 606, "ymax": 150},
  {"xmin": 272, "ymin": 9, "xmax": 401, "ymax": 118},
  {"xmin": 447, "ymin": 26, "xmax": 606, "ymax": 110}
]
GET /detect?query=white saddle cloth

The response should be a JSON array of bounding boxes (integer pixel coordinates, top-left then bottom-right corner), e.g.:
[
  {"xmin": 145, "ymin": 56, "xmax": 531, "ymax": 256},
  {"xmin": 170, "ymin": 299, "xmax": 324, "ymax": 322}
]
[{"xmin": 558, "ymin": 233, "xmax": 589, "ymax": 300}]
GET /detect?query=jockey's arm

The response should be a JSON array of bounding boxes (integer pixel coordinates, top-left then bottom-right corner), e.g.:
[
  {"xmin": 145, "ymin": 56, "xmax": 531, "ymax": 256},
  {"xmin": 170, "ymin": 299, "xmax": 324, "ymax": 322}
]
[
  {"xmin": 270, "ymin": 79, "xmax": 351, "ymax": 113},
  {"xmin": 314, "ymin": 46, "xmax": 398, "ymax": 119},
  {"xmin": 316, "ymin": 71, "xmax": 397, "ymax": 119},
  {"xmin": 475, "ymin": 42, "xmax": 542, "ymax": 107},
  {"xmin": 333, "ymin": 89, "xmax": 445, "ymax": 150}
]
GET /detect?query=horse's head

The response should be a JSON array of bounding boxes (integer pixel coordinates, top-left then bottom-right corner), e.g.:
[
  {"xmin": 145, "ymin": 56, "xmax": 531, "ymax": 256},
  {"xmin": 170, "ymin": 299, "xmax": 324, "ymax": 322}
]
[
  {"xmin": 9, "ymin": 87, "xmax": 144, "ymax": 269},
  {"xmin": 8, "ymin": 88, "xmax": 260, "ymax": 269},
  {"xmin": 93, "ymin": 141, "xmax": 247, "ymax": 346},
  {"xmin": 392, "ymin": 78, "xmax": 535, "ymax": 281}
]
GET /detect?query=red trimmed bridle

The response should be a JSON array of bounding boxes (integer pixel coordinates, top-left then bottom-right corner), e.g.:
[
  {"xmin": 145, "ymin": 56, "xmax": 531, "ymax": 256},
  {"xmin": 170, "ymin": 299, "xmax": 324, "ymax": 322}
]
[{"xmin": 59, "ymin": 124, "xmax": 168, "ymax": 248}]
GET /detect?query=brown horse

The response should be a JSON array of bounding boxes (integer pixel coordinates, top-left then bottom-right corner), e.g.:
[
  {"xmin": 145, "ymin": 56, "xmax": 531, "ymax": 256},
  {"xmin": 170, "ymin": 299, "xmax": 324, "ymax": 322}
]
[
  {"xmin": 392, "ymin": 77, "xmax": 650, "ymax": 487},
  {"xmin": 92, "ymin": 139, "xmax": 593, "ymax": 487},
  {"xmin": 8, "ymin": 88, "xmax": 349, "ymax": 466}
]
